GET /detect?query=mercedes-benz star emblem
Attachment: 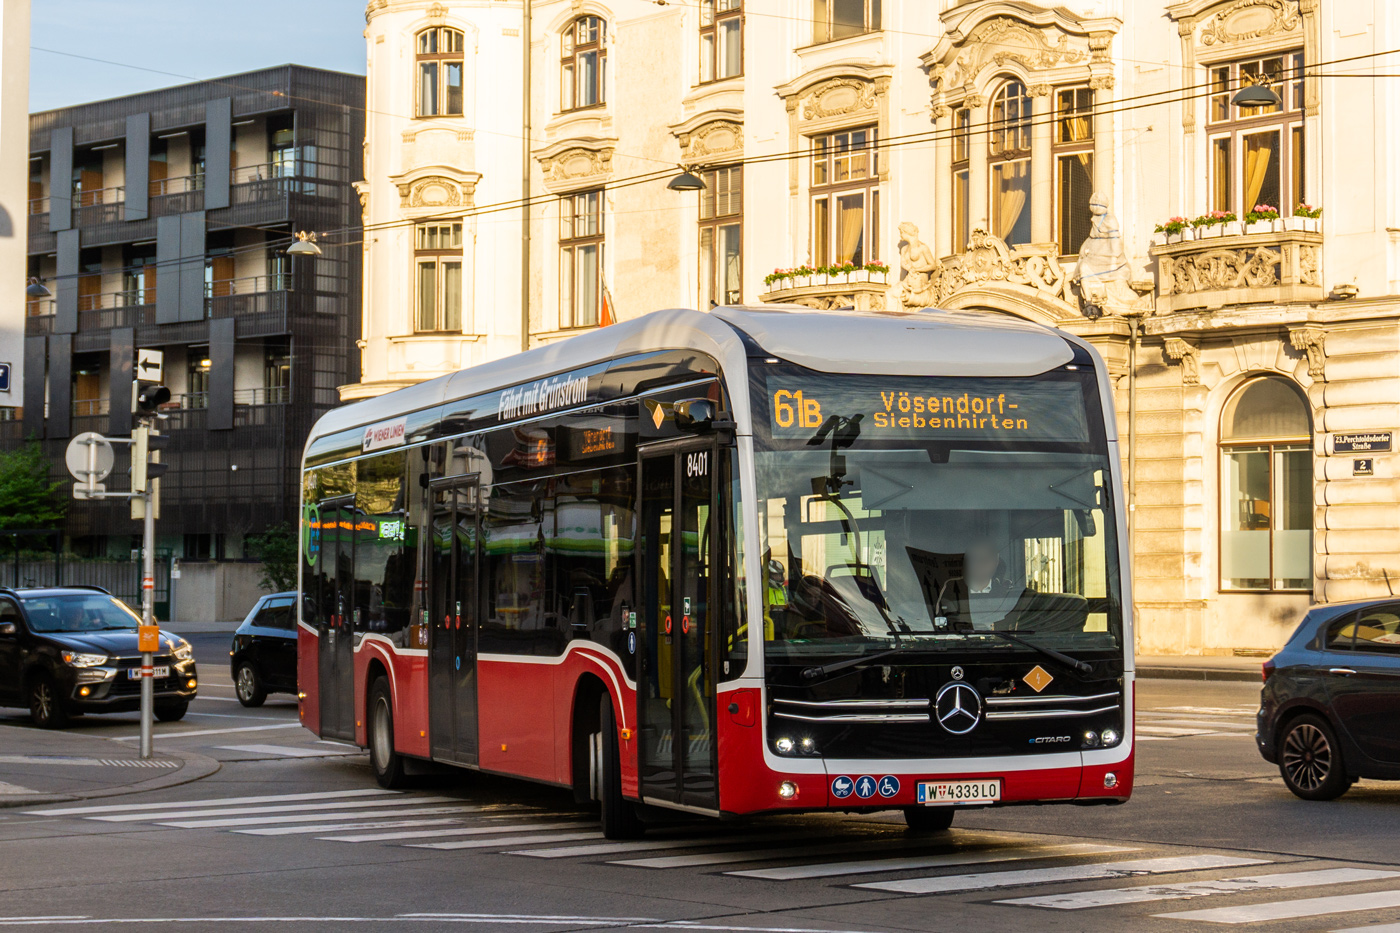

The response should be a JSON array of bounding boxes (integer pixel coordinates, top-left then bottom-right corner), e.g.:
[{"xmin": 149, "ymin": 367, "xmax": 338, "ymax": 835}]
[
  {"xmin": 934, "ymin": 681, "xmax": 983, "ymax": 735},
  {"xmin": 950, "ymin": 665, "xmax": 965, "ymax": 681}
]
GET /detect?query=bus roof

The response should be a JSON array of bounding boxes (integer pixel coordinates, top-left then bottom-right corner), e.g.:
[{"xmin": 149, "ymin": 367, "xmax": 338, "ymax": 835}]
[{"xmin": 306, "ymin": 305, "xmax": 1079, "ymax": 454}]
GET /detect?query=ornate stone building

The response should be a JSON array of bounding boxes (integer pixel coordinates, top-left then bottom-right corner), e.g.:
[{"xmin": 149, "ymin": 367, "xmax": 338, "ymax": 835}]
[{"xmin": 352, "ymin": 0, "xmax": 1398, "ymax": 654}]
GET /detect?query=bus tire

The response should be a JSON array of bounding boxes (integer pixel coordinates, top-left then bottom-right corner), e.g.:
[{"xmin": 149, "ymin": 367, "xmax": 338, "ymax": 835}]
[
  {"xmin": 903, "ymin": 806, "xmax": 955, "ymax": 833},
  {"xmin": 599, "ymin": 694, "xmax": 644, "ymax": 839},
  {"xmin": 369, "ymin": 676, "xmax": 407, "ymax": 789}
]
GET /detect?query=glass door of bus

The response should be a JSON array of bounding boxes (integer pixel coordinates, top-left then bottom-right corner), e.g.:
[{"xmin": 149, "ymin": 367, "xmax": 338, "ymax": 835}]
[
  {"xmin": 429, "ymin": 477, "xmax": 480, "ymax": 765},
  {"xmin": 638, "ymin": 441, "xmax": 718, "ymax": 811},
  {"xmin": 317, "ymin": 495, "xmax": 356, "ymax": 741}
]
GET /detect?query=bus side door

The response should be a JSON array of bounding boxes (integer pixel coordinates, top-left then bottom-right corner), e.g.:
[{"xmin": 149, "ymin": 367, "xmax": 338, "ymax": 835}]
[
  {"xmin": 637, "ymin": 440, "xmax": 718, "ymax": 811},
  {"xmin": 429, "ymin": 476, "xmax": 480, "ymax": 765},
  {"xmin": 317, "ymin": 496, "xmax": 356, "ymax": 741}
]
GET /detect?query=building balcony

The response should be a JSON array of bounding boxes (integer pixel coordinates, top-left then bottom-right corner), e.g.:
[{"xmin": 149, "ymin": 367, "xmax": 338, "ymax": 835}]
[
  {"xmin": 757, "ymin": 272, "xmax": 891, "ymax": 311},
  {"xmin": 1150, "ymin": 223, "xmax": 1323, "ymax": 314},
  {"xmin": 74, "ymin": 185, "xmax": 126, "ymax": 226}
]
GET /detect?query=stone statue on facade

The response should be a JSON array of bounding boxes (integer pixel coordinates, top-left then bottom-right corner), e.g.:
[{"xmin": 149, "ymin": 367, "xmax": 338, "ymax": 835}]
[
  {"xmin": 898, "ymin": 221, "xmax": 942, "ymax": 309},
  {"xmin": 1072, "ymin": 192, "xmax": 1150, "ymax": 318}
]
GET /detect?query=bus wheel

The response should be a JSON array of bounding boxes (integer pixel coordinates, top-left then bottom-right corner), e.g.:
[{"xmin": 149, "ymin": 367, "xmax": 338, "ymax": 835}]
[
  {"xmin": 369, "ymin": 677, "xmax": 407, "ymax": 789},
  {"xmin": 903, "ymin": 806, "xmax": 955, "ymax": 833},
  {"xmin": 599, "ymin": 694, "xmax": 644, "ymax": 839}
]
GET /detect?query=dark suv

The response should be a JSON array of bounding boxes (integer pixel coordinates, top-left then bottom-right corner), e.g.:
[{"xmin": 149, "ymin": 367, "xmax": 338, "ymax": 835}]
[
  {"xmin": 1259, "ymin": 598, "xmax": 1400, "ymax": 800},
  {"xmin": 0, "ymin": 586, "xmax": 198, "ymax": 728},
  {"xmin": 229, "ymin": 592, "xmax": 302, "ymax": 707}
]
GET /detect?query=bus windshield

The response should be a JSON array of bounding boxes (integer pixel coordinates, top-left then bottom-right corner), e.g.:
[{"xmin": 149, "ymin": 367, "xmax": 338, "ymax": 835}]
[{"xmin": 753, "ymin": 364, "xmax": 1122, "ymax": 662}]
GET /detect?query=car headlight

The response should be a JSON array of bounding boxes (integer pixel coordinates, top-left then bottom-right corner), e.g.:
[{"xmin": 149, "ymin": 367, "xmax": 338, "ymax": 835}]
[
  {"xmin": 173, "ymin": 642, "xmax": 193, "ymax": 661},
  {"xmin": 62, "ymin": 651, "xmax": 108, "ymax": 668}
]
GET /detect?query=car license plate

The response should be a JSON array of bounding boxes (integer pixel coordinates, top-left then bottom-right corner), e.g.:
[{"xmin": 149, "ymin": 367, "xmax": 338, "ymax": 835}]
[
  {"xmin": 128, "ymin": 666, "xmax": 170, "ymax": 679},
  {"xmin": 917, "ymin": 780, "xmax": 1001, "ymax": 805}
]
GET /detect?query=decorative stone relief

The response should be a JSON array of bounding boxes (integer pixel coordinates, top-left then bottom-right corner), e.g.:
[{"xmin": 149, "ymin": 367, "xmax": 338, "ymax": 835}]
[
  {"xmin": 396, "ymin": 175, "xmax": 469, "ymax": 209},
  {"xmin": 427, "ymin": 2, "xmax": 447, "ymax": 22},
  {"xmin": 935, "ymin": 17, "xmax": 1088, "ymax": 90},
  {"xmin": 1027, "ymin": 83, "xmax": 1052, "ymax": 98},
  {"xmin": 1200, "ymin": 0, "xmax": 1301, "ymax": 46},
  {"xmin": 799, "ymin": 78, "xmax": 882, "ymax": 122},
  {"xmin": 796, "ymin": 293, "xmax": 886, "ymax": 312},
  {"xmin": 1089, "ymin": 75, "xmax": 1116, "ymax": 90},
  {"xmin": 898, "ymin": 224, "xmax": 1074, "ymax": 310},
  {"xmin": 1298, "ymin": 245, "xmax": 1319, "ymax": 285},
  {"xmin": 539, "ymin": 147, "xmax": 615, "ymax": 187},
  {"xmin": 1289, "ymin": 326, "xmax": 1326, "ymax": 379},
  {"xmin": 1163, "ymin": 337, "xmax": 1201, "ymax": 385},
  {"xmin": 679, "ymin": 121, "xmax": 742, "ymax": 161},
  {"xmin": 1089, "ymin": 31, "xmax": 1114, "ymax": 63},
  {"xmin": 1158, "ymin": 246, "xmax": 1282, "ymax": 296}
]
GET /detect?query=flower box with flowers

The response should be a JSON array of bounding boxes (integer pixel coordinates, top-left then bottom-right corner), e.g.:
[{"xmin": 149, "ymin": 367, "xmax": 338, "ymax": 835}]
[
  {"xmin": 1246, "ymin": 204, "xmax": 1281, "ymax": 235},
  {"xmin": 1192, "ymin": 210, "xmax": 1239, "ymax": 238},
  {"xmin": 1287, "ymin": 203, "xmax": 1322, "ymax": 232},
  {"xmin": 1154, "ymin": 216, "xmax": 1191, "ymax": 244}
]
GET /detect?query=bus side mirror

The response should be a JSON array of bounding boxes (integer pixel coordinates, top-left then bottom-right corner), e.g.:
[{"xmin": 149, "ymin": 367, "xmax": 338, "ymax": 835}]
[
  {"xmin": 0, "ymin": 622, "xmax": 14, "ymax": 636},
  {"xmin": 675, "ymin": 398, "xmax": 736, "ymax": 439}
]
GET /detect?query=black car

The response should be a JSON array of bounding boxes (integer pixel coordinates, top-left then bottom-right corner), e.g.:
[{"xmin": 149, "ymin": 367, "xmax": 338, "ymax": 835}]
[
  {"xmin": 1259, "ymin": 598, "xmax": 1400, "ymax": 800},
  {"xmin": 230, "ymin": 592, "xmax": 302, "ymax": 707},
  {"xmin": 0, "ymin": 586, "xmax": 198, "ymax": 728}
]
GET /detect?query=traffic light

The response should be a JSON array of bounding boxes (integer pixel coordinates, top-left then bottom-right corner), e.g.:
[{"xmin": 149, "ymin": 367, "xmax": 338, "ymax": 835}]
[
  {"xmin": 134, "ymin": 383, "xmax": 171, "ymax": 415},
  {"xmin": 130, "ymin": 425, "xmax": 170, "ymax": 494}
]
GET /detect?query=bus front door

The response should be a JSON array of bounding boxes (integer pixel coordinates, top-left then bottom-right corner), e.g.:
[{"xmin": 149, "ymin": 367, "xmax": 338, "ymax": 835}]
[
  {"xmin": 638, "ymin": 442, "xmax": 718, "ymax": 811},
  {"xmin": 429, "ymin": 478, "xmax": 480, "ymax": 765},
  {"xmin": 318, "ymin": 497, "xmax": 356, "ymax": 741}
]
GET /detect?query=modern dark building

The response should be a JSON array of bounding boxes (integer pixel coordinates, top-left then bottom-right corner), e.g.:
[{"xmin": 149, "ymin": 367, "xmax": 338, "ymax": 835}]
[{"xmin": 15, "ymin": 65, "xmax": 364, "ymax": 559}]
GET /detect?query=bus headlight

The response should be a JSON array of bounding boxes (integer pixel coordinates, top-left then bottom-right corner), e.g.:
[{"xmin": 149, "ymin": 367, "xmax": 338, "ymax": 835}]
[
  {"xmin": 774, "ymin": 736, "xmax": 795, "ymax": 754},
  {"xmin": 1081, "ymin": 730, "xmax": 1101, "ymax": 748},
  {"xmin": 1100, "ymin": 728, "xmax": 1120, "ymax": 747},
  {"xmin": 799, "ymin": 737, "xmax": 817, "ymax": 755}
]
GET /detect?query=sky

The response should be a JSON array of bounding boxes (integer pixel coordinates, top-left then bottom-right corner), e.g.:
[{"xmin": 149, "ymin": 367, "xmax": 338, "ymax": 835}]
[{"xmin": 30, "ymin": 0, "xmax": 366, "ymax": 113}]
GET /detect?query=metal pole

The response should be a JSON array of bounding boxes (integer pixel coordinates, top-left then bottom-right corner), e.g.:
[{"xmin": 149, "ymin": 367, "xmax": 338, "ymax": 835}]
[
  {"xmin": 139, "ymin": 485, "xmax": 155, "ymax": 759},
  {"xmin": 520, "ymin": 0, "xmax": 532, "ymax": 354},
  {"xmin": 1128, "ymin": 316, "xmax": 1139, "ymax": 549}
]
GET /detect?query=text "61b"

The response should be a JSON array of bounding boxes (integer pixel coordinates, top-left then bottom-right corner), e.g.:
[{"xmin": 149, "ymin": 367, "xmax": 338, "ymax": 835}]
[{"xmin": 773, "ymin": 390, "xmax": 823, "ymax": 429}]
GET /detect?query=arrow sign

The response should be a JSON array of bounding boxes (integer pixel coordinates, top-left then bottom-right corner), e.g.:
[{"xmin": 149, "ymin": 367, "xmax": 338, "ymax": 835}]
[{"xmin": 136, "ymin": 349, "xmax": 163, "ymax": 383}]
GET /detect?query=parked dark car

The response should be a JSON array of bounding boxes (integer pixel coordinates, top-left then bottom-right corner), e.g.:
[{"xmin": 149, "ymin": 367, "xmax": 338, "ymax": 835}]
[
  {"xmin": 1259, "ymin": 598, "xmax": 1400, "ymax": 800},
  {"xmin": 230, "ymin": 592, "xmax": 303, "ymax": 707},
  {"xmin": 0, "ymin": 586, "xmax": 198, "ymax": 728}
]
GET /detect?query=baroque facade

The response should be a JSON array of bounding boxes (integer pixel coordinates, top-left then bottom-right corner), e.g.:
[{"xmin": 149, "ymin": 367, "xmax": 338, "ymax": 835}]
[{"xmin": 353, "ymin": 0, "xmax": 1399, "ymax": 655}]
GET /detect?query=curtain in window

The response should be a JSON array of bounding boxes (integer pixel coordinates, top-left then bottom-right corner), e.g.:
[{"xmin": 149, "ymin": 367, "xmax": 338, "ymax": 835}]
[
  {"xmin": 1244, "ymin": 130, "xmax": 1279, "ymax": 211},
  {"xmin": 576, "ymin": 244, "xmax": 599, "ymax": 326},
  {"xmin": 719, "ymin": 223, "xmax": 741, "ymax": 303},
  {"xmin": 993, "ymin": 160, "xmax": 1030, "ymax": 244},
  {"xmin": 836, "ymin": 192, "xmax": 864, "ymax": 264},
  {"xmin": 442, "ymin": 261, "xmax": 462, "ymax": 331},
  {"xmin": 420, "ymin": 63, "xmax": 439, "ymax": 116},
  {"xmin": 720, "ymin": 19, "xmax": 741, "ymax": 77},
  {"xmin": 418, "ymin": 262, "xmax": 437, "ymax": 331}
]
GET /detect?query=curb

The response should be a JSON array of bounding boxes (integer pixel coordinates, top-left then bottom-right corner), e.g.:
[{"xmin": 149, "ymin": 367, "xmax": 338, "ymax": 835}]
[
  {"xmin": 1137, "ymin": 666, "xmax": 1261, "ymax": 683},
  {"xmin": 0, "ymin": 748, "xmax": 221, "ymax": 809}
]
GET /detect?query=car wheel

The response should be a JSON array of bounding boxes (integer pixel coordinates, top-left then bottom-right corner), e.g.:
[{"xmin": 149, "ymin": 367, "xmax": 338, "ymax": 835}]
[
  {"xmin": 1279, "ymin": 714, "xmax": 1352, "ymax": 801},
  {"xmin": 235, "ymin": 662, "xmax": 267, "ymax": 708},
  {"xmin": 27, "ymin": 674, "xmax": 70, "ymax": 729},
  {"xmin": 903, "ymin": 806, "xmax": 956, "ymax": 833},
  {"xmin": 369, "ymin": 677, "xmax": 407, "ymax": 789},
  {"xmin": 155, "ymin": 701, "xmax": 189, "ymax": 722},
  {"xmin": 598, "ymin": 694, "xmax": 644, "ymax": 839}
]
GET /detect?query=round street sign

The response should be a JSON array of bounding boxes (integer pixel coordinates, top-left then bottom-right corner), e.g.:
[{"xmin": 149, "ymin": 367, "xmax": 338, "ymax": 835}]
[{"xmin": 64, "ymin": 432, "xmax": 115, "ymax": 483}]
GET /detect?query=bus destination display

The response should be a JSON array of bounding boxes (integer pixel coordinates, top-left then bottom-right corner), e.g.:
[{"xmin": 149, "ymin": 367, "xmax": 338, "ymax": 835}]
[{"xmin": 768, "ymin": 374, "xmax": 1090, "ymax": 443}]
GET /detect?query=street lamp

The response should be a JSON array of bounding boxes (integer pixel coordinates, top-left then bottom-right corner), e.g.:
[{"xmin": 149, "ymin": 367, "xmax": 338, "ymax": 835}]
[
  {"xmin": 286, "ymin": 231, "xmax": 322, "ymax": 257},
  {"xmin": 25, "ymin": 277, "xmax": 51, "ymax": 298},
  {"xmin": 667, "ymin": 168, "xmax": 707, "ymax": 192},
  {"xmin": 1232, "ymin": 77, "xmax": 1282, "ymax": 110}
]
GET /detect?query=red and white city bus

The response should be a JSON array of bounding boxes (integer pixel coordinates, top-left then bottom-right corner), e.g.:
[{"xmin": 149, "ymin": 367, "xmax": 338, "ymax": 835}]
[{"xmin": 298, "ymin": 306, "xmax": 1134, "ymax": 837}]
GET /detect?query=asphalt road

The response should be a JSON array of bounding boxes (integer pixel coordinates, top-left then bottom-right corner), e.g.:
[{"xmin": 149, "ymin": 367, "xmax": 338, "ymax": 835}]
[{"xmin": 4, "ymin": 656, "xmax": 1400, "ymax": 933}]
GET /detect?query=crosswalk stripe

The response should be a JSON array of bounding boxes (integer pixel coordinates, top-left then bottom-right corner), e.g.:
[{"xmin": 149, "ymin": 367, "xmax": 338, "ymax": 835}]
[
  {"xmin": 1156, "ymin": 889, "xmax": 1400, "ymax": 924},
  {"xmin": 320, "ymin": 820, "xmax": 590, "ymax": 843},
  {"xmin": 157, "ymin": 805, "xmax": 488, "ymax": 829},
  {"xmin": 1000, "ymin": 868, "xmax": 1400, "ymax": 910},
  {"xmin": 112, "ymin": 723, "xmax": 303, "ymax": 740},
  {"xmin": 215, "ymin": 744, "xmax": 363, "ymax": 757},
  {"xmin": 611, "ymin": 836, "xmax": 941, "ymax": 870},
  {"xmin": 729, "ymin": 844, "xmax": 1136, "ymax": 881},
  {"xmin": 1152, "ymin": 706, "xmax": 1256, "ymax": 715},
  {"xmin": 408, "ymin": 831, "xmax": 602, "ymax": 851},
  {"xmin": 852, "ymin": 855, "xmax": 1270, "ymax": 895},
  {"xmin": 235, "ymin": 818, "xmax": 472, "ymax": 836},
  {"xmin": 1141, "ymin": 720, "xmax": 1255, "ymax": 731},
  {"xmin": 513, "ymin": 833, "xmax": 802, "ymax": 860},
  {"xmin": 1136, "ymin": 726, "xmax": 1215, "ymax": 736},
  {"xmin": 25, "ymin": 788, "xmax": 396, "ymax": 816},
  {"xmin": 90, "ymin": 796, "xmax": 464, "ymax": 822}
]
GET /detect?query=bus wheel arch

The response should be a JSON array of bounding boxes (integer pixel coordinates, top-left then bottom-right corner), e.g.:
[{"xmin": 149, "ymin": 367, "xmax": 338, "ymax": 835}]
[{"xmin": 570, "ymin": 674, "xmax": 606, "ymax": 805}]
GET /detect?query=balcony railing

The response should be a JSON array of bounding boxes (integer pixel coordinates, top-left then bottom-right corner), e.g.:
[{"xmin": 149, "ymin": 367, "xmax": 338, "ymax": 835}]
[
  {"xmin": 757, "ymin": 271, "xmax": 891, "ymax": 312},
  {"xmin": 233, "ymin": 161, "xmax": 295, "ymax": 184},
  {"xmin": 73, "ymin": 398, "xmax": 110, "ymax": 417},
  {"xmin": 28, "ymin": 196, "xmax": 49, "ymax": 215},
  {"xmin": 1150, "ymin": 221, "xmax": 1323, "ymax": 313},
  {"xmin": 149, "ymin": 173, "xmax": 204, "ymax": 196},
  {"xmin": 75, "ymin": 185, "xmax": 125, "ymax": 207},
  {"xmin": 205, "ymin": 273, "xmax": 290, "ymax": 298},
  {"xmin": 27, "ymin": 298, "xmax": 54, "ymax": 317},
  {"xmin": 236, "ymin": 386, "xmax": 290, "ymax": 405}
]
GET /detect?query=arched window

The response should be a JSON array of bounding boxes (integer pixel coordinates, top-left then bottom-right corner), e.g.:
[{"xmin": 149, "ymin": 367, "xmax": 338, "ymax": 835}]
[
  {"xmin": 416, "ymin": 27, "xmax": 465, "ymax": 117},
  {"xmin": 562, "ymin": 17, "xmax": 606, "ymax": 111},
  {"xmin": 1220, "ymin": 376, "xmax": 1312, "ymax": 592},
  {"xmin": 989, "ymin": 80, "xmax": 1032, "ymax": 246}
]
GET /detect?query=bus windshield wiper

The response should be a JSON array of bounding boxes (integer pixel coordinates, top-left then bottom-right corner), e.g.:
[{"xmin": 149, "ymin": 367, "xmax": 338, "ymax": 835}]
[
  {"xmin": 951, "ymin": 623, "xmax": 1092, "ymax": 676},
  {"xmin": 800, "ymin": 632, "xmax": 929, "ymax": 681}
]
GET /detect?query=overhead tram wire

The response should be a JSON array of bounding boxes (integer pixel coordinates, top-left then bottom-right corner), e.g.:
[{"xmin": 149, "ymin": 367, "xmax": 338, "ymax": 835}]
[{"xmin": 30, "ymin": 47, "xmax": 1400, "ymax": 286}]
